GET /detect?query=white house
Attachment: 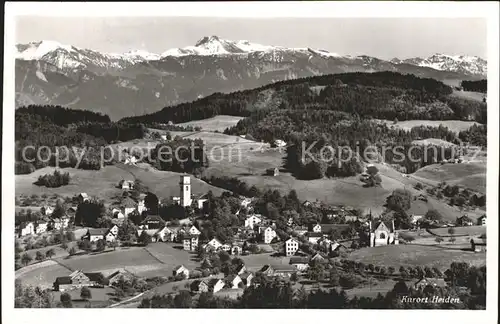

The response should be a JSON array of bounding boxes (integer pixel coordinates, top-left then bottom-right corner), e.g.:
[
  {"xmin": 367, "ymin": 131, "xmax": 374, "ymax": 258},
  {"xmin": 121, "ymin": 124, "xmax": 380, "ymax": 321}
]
[
  {"xmin": 82, "ymin": 228, "xmax": 106, "ymax": 242},
  {"xmin": 18, "ymin": 222, "xmax": 35, "ymax": 237},
  {"xmin": 119, "ymin": 180, "xmax": 134, "ymax": 190},
  {"xmin": 310, "ymin": 224, "xmax": 322, "ymax": 233},
  {"xmin": 41, "ymin": 206, "xmax": 54, "ymax": 216},
  {"xmin": 263, "ymin": 227, "xmax": 277, "ymax": 244},
  {"xmin": 78, "ymin": 193, "xmax": 90, "ymax": 203},
  {"xmin": 189, "ymin": 225, "xmax": 201, "ymax": 236},
  {"xmin": 244, "ymin": 214, "xmax": 262, "ymax": 229},
  {"xmin": 477, "ymin": 215, "xmax": 486, "ymax": 226},
  {"xmin": 240, "ymin": 198, "xmax": 252, "ymax": 208},
  {"xmin": 51, "ymin": 217, "xmax": 69, "ymax": 230},
  {"xmin": 112, "ymin": 208, "xmax": 125, "ymax": 219},
  {"xmin": 285, "ymin": 238, "xmax": 299, "ymax": 256},
  {"xmin": 274, "ymin": 139, "xmax": 287, "ymax": 148},
  {"xmin": 289, "ymin": 257, "xmax": 310, "ymax": 272},
  {"xmin": 105, "ymin": 231, "xmax": 116, "ymax": 243},
  {"xmin": 207, "ymin": 238, "xmax": 223, "ymax": 251},
  {"xmin": 207, "ymin": 279, "xmax": 225, "ymax": 293},
  {"xmin": 137, "ymin": 199, "xmax": 147, "ymax": 215},
  {"xmin": 35, "ymin": 221, "xmax": 48, "ymax": 234},
  {"xmin": 307, "ymin": 232, "xmax": 323, "ymax": 244},
  {"xmin": 411, "ymin": 215, "xmax": 424, "ymax": 225},
  {"xmin": 226, "ymin": 275, "xmax": 243, "ymax": 289},
  {"xmin": 173, "ymin": 265, "xmax": 190, "ymax": 279},
  {"xmin": 369, "ymin": 220, "xmax": 399, "ymax": 247}
]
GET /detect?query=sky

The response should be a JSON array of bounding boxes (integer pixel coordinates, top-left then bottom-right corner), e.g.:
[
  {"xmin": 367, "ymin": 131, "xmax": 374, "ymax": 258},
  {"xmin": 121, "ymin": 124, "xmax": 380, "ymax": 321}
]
[{"xmin": 15, "ymin": 17, "xmax": 487, "ymax": 59}]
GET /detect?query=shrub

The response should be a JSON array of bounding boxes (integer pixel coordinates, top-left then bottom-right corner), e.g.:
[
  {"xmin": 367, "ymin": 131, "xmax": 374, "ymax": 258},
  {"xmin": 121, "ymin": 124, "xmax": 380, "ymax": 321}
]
[{"xmin": 34, "ymin": 170, "xmax": 70, "ymax": 188}]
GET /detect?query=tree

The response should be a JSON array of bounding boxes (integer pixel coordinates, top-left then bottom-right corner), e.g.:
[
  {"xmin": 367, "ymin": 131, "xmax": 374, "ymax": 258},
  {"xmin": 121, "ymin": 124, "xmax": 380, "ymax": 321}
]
[
  {"xmin": 144, "ymin": 192, "xmax": 159, "ymax": 214},
  {"xmin": 109, "ymin": 240, "xmax": 119, "ymax": 251},
  {"xmin": 329, "ymin": 267, "xmax": 340, "ymax": 286},
  {"xmin": 95, "ymin": 239, "xmax": 106, "ymax": 252},
  {"xmin": 290, "ymin": 272, "xmax": 299, "ymax": 283},
  {"xmin": 435, "ymin": 237, "xmax": 444, "ymax": 245},
  {"xmin": 425, "ymin": 209, "xmax": 443, "ymax": 222},
  {"xmin": 21, "ymin": 253, "xmax": 32, "ymax": 266},
  {"xmin": 68, "ymin": 247, "xmax": 77, "ymax": 256},
  {"xmin": 117, "ymin": 220, "xmax": 138, "ymax": 244},
  {"xmin": 60, "ymin": 293, "xmax": 73, "ymax": 308},
  {"xmin": 386, "ymin": 189, "xmax": 412, "ymax": 211},
  {"xmin": 173, "ymin": 290, "xmax": 193, "ymax": 308},
  {"xmin": 447, "ymin": 227, "xmax": 455, "ymax": 236},
  {"xmin": 80, "ymin": 287, "xmax": 92, "ymax": 301},
  {"xmin": 35, "ymin": 251, "xmax": 45, "ymax": 262},
  {"xmin": 138, "ymin": 231, "xmax": 152, "ymax": 246},
  {"xmin": 388, "ymin": 267, "xmax": 395, "ymax": 276}
]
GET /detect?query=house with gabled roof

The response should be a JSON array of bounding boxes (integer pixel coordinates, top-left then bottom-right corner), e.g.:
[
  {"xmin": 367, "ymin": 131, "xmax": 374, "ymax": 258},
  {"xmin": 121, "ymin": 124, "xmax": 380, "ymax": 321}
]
[
  {"xmin": 293, "ymin": 225, "xmax": 308, "ymax": 236},
  {"xmin": 289, "ymin": 256, "xmax": 310, "ymax": 272},
  {"xmin": 307, "ymin": 232, "xmax": 323, "ymax": 244},
  {"xmin": 41, "ymin": 206, "xmax": 54, "ymax": 216},
  {"xmin": 107, "ymin": 269, "xmax": 136, "ymax": 286},
  {"xmin": 82, "ymin": 228, "xmax": 107, "ymax": 242},
  {"xmin": 78, "ymin": 193, "xmax": 90, "ymax": 204},
  {"xmin": 477, "ymin": 215, "xmax": 486, "ymax": 226},
  {"xmin": 259, "ymin": 264, "xmax": 296, "ymax": 278},
  {"xmin": 240, "ymin": 272, "xmax": 254, "ymax": 287},
  {"xmin": 141, "ymin": 215, "xmax": 166, "ymax": 230},
  {"xmin": 413, "ymin": 277, "xmax": 447, "ymax": 290},
  {"xmin": 309, "ymin": 223, "xmax": 322, "ymax": 233},
  {"xmin": 311, "ymin": 252, "xmax": 326, "ymax": 262},
  {"xmin": 226, "ymin": 274, "xmax": 243, "ymax": 289},
  {"xmin": 456, "ymin": 215, "xmax": 473, "ymax": 227},
  {"xmin": 207, "ymin": 238, "xmax": 223, "ymax": 250},
  {"xmin": 285, "ymin": 237, "xmax": 299, "ymax": 256},
  {"xmin": 244, "ymin": 214, "xmax": 262, "ymax": 229},
  {"xmin": 471, "ymin": 237, "xmax": 486, "ymax": 252},
  {"xmin": 188, "ymin": 225, "xmax": 201, "ymax": 236},
  {"xmin": 35, "ymin": 221, "xmax": 48, "ymax": 234},
  {"xmin": 173, "ymin": 265, "xmax": 190, "ymax": 279},
  {"xmin": 369, "ymin": 219, "xmax": 398, "ymax": 247},
  {"xmin": 207, "ymin": 278, "xmax": 225, "ymax": 293},
  {"xmin": 263, "ymin": 226, "xmax": 277, "ymax": 244},
  {"xmin": 121, "ymin": 197, "xmax": 137, "ymax": 217},
  {"xmin": 183, "ymin": 234, "xmax": 199, "ymax": 251},
  {"xmin": 190, "ymin": 279, "xmax": 210, "ymax": 293},
  {"xmin": 119, "ymin": 179, "xmax": 134, "ymax": 190},
  {"xmin": 17, "ymin": 222, "xmax": 35, "ymax": 237}
]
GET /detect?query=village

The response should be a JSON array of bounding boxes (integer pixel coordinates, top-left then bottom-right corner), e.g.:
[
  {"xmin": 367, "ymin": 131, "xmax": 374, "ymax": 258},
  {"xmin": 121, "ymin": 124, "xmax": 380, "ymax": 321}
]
[{"xmin": 14, "ymin": 173, "xmax": 487, "ymax": 306}]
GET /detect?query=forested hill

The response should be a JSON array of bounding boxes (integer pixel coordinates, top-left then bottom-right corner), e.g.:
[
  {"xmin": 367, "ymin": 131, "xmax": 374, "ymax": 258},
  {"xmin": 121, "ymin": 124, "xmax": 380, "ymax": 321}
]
[
  {"xmin": 16, "ymin": 105, "xmax": 110, "ymax": 126},
  {"xmin": 119, "ymin": 71, "xmax": 487, "ymax": 125}
]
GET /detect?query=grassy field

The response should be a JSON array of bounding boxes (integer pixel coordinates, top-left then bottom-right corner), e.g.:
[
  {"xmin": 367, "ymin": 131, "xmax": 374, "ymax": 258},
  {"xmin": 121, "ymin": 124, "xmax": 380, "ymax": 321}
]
[
  {"xmin": 375, "ymin": 119, "xmax": 480, "ymax": 134},
  {"xmin": 15, "ymin": 165, "xmax": 131, "ymax": 200},
  {"xmin": 240, "ymin": 253, "xmax": 291, "ymax": 272},
  {"xmin": 57, "ymin": 247, "xmax": 162, "ymax": 274},
  {"xmin": 141, "ymin": 243, "xmax": 201, "ymax": 276},
  {"xmin": 412, "ymin": 163, "xmax": 486, "ymax": 194},
  {"xmin": 175, "ymin": 115, "xmax": 245, "ymax": 132},
  {"xmin": 412, "ymin": 138, "xmax": 457, "ymax": 147},
  {"xmin": 52, "ymin": 286, "xmax": 116, "ymax": 308},
  {"xmin": 347, "ymin": 244, "xmax": 486, "ymax": 270},
  {"xmin": 16, "ymin": 261, "xmax": 72, "ymax": 289},
  {"xmin": 428, "ymin": 226, "xmax": 486, "ymax": 237}
]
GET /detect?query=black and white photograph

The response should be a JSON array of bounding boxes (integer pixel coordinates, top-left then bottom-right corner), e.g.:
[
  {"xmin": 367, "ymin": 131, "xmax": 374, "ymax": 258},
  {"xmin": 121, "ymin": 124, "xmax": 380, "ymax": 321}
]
[{"xmin": 2, "ymin": 1, "xmax": 499, "ymax": 322}]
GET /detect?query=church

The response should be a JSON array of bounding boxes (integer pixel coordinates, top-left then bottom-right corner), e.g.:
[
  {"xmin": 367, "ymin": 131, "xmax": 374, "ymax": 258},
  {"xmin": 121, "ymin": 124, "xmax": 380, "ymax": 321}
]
[
  {"xmin": 172, "ymin": 175, "xmax": 208, "ymax": 209},
  {"xmin": 369, "ymin": 218, "xmax": 399, "ymax": 247}
]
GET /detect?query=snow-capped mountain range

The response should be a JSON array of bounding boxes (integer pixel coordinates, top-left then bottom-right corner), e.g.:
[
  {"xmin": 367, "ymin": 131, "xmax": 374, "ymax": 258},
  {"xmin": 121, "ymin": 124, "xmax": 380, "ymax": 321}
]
[{"xmin": 14, "ymin": 36, "xmax": 487, "ymax": 120}]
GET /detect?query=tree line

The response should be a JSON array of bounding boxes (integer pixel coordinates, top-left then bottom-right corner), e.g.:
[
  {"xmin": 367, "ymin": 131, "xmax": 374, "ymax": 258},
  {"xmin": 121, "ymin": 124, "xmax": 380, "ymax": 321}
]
[{"xmin": 460, "ymin": 79, "xmax": 487, "ymax": 93}]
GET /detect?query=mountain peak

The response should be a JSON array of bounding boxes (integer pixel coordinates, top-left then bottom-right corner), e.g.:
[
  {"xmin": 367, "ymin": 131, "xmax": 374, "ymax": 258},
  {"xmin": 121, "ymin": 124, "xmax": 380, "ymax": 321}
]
[
  {"xmin": 16, "ymin": 40, "xmax": 76, "ymax": 60},
  {"xmin": 195, "ymin": 35, "xmax": 221, "ymax": 47}
]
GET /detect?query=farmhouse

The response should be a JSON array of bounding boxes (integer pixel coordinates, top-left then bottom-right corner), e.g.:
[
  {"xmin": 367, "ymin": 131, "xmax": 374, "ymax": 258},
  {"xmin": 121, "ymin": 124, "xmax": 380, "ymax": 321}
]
[
  {"xmin": 207, "ymin": 279, "xmax": 225, "ymax": 293},
  {"xmin": 141, "ymin": 215, "xmax": 166, "ymax": 229},
  {"xmin": 17, "ymin": 222, "xmax": 35, "ymax": 237},
  {"xmin": 112, "ymin": 208, "xmax": 125, "ymax": 219},
  {"xmin": 107, "ymin": 269, "xmax": 136, "ymax": 286},
  {"xmin": 470, "ymin": 238, "xmax": 486, "ymax": 252},
  {"xmin": 231, "ymin": 244, "xmax": 243, "ymax": 256},
  {"xmin": 41, "ymin": 206, "xmax": 54, "ymax": 216},
  {"xmin": 82, "ymin": 228, "xmax": 106, "ymax": 242},
  {"xmin": 188, "ymin": 225, "xmax": 201, "ymax": 236},
  {"xmin": 78, "ymin": 193, "xmax": 90, "ymax": 204},
  {"xmin": 35, "ymin": 221, "xmax": 48, "ymax": 234},
  {"xmin": 244, "ymin": 214, "xmax": 262, "ymax": 229},
  {"xmin": 410, "ymin": 215, "xmax": 424, "ymax": 225},
  {"xmin": 285, "ymin": 237, "xmax": 300, "ymax": 256},
  {"xmin": 369, "ymin": 219, "xmax": 399, "ymax": 247},
  {"xmin": 53, "ymin": 270, "xmax": 103, "ymax": 292},
  {"xmin": 240, "ymin": 272, "xmax": 254, "ymax": 287},
  {"xmin": 173, "ymin": 265, "xmax": 190, "ymax": 279},
  {"xmin": 477, "ymin": 215, "xmax": 486, "ymax": 226},
  {"xmin": 119, "ymin": 180, "xmax": 135, "ymax": 190},
  {"xmin": 289, "ymin": 257, "xmax": 310, "ymax": 272},
  {"xmin": 413, "ymin": 277, "xmax": 447, "ymax": 290},
  {"xmin": 456, "ymin": 215, "xmax": 474, "ymax": 227},
  {"xmin": 206, "ymin": 238, "xmax": 223, "ymax": 251},
  {"xmin": 190, "ymin": 280, "xmax": 210, "ymax": 293},
  {"xmin": 226, "ymin": 274, "xmax": 243, "ymax": 289},
  {"xmin": 259, "ymin": 264, "xmax": 296, "ymax": 278},
  {"xmin": 50, "ymin": 217, "xmax": 70, "ymax": 230},
  {"xmin": 307, "ymin": 232, "xmax": 323, "ymax": 244}
]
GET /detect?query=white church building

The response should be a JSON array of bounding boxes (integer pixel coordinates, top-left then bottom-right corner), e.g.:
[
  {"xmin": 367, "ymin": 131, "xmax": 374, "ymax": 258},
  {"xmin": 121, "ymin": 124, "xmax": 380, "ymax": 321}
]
[{"xmin": 172, "ymin": 175, "xmax": 208, "ymax": 209}]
